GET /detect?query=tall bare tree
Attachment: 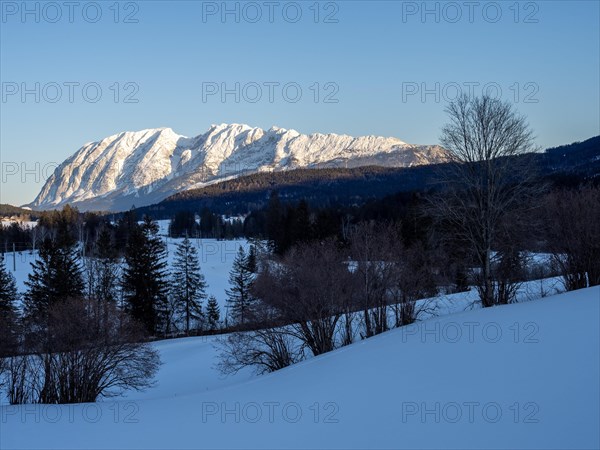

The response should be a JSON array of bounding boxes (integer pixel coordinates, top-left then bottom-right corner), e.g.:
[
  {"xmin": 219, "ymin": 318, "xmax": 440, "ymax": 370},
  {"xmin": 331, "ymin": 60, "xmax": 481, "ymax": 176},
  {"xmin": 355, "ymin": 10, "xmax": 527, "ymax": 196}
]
[
  {"xmin": 390, "ymin": 241, "xmax": 438, "ymax": 326},
  {"xmin": 544, "ymin": 185, "xmax": 600, "ymax": 290},
  {"xmin": 253, "ymin": 239, "xmax": 354, "ymax": 356},
  {"xmin": 434, "ymin": 94, "xmax": 539, "ymax": 307},
  {"xmin": 349, "ymin": 222, "xmax": 401, "ymax": 337}
]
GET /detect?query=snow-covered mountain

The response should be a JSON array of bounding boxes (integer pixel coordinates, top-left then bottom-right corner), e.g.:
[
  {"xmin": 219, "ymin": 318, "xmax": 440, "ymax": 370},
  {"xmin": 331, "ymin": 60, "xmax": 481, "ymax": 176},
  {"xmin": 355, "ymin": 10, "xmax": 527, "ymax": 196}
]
[{"xmin": 28, "ymin": 124, "xmax": 448, "ymax": 212}]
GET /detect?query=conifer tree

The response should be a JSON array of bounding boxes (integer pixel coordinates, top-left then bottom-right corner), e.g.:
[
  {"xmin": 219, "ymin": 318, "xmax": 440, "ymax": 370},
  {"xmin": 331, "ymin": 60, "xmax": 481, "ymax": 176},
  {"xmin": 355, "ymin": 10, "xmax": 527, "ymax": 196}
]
[
  {"xmin": 225, "ymin": 246, "xmax": 256, "ymax": 326},
  {"xmin": 246, "ymin": 244, "xmax": 258, "ymax": 273},
  {"xmin": 0, "ymin": 254, "xmax": 18, "ymax": 355},
  {"xmin": 0, "ymin": 254, "xmax": 17, "ymax": 315},
  {"xmin": 206, "ymin": 295, "xmax": 221, "ymax": 331},
  {"xmin": 171, "ymin": 236, "xmax": 207, "ymax": 334},
  {"xmin": 122, "ymin": 216, "xmax": 169, "ymax": 335},
  {"xmin": 24, "ymin": 237, "xmax": 84, "ymax": 326}
]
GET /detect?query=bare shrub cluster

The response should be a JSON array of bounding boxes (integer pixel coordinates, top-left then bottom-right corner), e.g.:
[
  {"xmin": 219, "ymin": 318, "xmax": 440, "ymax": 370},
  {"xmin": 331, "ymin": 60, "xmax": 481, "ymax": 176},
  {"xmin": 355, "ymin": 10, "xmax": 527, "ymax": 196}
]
[
  {"xmin": 218, "ymin": 228, "xmax": 441, "ymax": 375},
  {"xmin": 2, "ymin": 298, "xmax": 159, "ymax": 404}
]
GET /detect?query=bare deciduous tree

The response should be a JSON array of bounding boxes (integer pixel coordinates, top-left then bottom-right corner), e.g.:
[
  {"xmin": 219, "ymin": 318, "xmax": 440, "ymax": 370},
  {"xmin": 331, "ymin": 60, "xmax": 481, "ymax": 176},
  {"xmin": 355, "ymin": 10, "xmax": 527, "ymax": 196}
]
[
  {"xmin": 432, "ymin": 94, "xmax": 540, "ymax": 307},
  {"xmin": 254, "ymin": 239, "xmax": 354, "ymax": 356},
  {"xmin": 217, "ymin": 327, "xmax": 301, "ymax": 375},
  {"xmin": 544, "ymin": 185, "xmax": 600, "ymax": 290},
  {"xmin": 217, "ymin": 287, "xmax": 302, "ymax": 375},
  {"xmin": 389, "ymin": 241, "xmax": 438, "ymax": 326},
  {"xmin": 349, "ymin": 222, "xmax": 401, "ymax": 337}
]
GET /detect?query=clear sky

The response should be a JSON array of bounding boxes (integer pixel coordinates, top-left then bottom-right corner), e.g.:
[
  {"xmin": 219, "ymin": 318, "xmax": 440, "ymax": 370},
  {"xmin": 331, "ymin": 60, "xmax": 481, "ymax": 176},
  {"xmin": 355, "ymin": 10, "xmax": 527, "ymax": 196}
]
[{"xmin": 1, "ymin": 0, "xmax": 599, "ymax": 206}]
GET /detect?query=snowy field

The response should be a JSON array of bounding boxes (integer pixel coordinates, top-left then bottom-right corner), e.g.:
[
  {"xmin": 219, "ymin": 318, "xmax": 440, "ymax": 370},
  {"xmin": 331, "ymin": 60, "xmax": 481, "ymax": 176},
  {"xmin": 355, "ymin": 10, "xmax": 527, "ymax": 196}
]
[
  {"xmin": 1, "ymin": 287, "xmax": 598, "ymax": 449},
  {"xmin": 4, "ymin": 235, "xmax": 250, "ymax": 313}
]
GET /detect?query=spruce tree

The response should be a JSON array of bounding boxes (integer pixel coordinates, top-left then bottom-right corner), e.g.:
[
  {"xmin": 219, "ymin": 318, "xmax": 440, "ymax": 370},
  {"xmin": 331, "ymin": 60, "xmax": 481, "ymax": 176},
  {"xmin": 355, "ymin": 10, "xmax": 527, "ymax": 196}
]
[
  {"xmin": 122, "ymin": 216, "xmax": 169, "ymax": 335},
  {"xmin": 0, "ymin": 254, "xmax": 18, "ymax": 355},
  {"xmin": 24, "ymin": 237, "xmax": 84, "ymax": 326},
  {"xmin": 225, "ymin": 246, "xmax": 256, "ymax": 326},
  {"xmin": 206, "ymin": 295, "xmax": 220, "ymax": 331},
  {"xmin": 0, "ymin": 254, "xmax": 17, "ymax": 315},
  {"xmin": 171, "ymin": 236, "xmax": 207, "ymax": 334},
  {"xmin": 54, "ymin": 206, "xmax": 79, "ymax": 249},
  {"xmin": 246, "ymin": 244, "xmax": 258, "ymax": 273},
  {"xmin": 115, "ymin": 208, "xmax": 138, "ymax": 249}
]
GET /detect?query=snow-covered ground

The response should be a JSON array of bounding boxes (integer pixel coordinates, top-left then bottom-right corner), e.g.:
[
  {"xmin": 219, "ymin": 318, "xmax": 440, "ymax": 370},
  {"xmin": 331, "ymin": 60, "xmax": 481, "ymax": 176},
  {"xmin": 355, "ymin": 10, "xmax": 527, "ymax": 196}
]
[{"xmin": 1, "ymin": 287, "xmax": 598, "ymax": 449}]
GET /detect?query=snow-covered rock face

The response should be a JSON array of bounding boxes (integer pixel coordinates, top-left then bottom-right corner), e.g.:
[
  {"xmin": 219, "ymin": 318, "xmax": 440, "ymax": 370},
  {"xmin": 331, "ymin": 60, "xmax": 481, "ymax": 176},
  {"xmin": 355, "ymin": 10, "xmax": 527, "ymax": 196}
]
[{"xmin": 28, "ymin": 124, "xmax": 448, "ymax": 212}]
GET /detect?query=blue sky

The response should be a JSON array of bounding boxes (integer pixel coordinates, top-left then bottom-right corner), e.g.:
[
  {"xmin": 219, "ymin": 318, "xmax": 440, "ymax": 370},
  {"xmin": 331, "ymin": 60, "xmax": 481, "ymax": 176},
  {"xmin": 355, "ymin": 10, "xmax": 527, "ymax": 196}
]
[{"xmin": 1, "ymin": 0, "xmax": 599, "ymax": 206}]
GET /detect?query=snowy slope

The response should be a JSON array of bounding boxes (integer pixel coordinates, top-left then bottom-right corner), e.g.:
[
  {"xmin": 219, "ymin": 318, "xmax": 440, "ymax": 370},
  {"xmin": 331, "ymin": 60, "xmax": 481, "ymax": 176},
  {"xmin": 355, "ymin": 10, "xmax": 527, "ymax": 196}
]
[
  {"xmin": 27, "ymin": 124, "xmax": 448, "ymax": 212},
  {"xmin": 1, "ymin": 287, "xmax": 598, "ymax": 449}
]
